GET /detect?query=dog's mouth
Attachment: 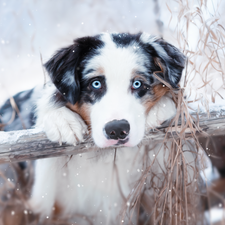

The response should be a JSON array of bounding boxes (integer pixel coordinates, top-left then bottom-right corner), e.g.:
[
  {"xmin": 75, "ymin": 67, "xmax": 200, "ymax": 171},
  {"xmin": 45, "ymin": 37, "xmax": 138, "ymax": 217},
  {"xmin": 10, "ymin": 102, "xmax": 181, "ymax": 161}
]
[
  {"xmin": 115, "ymin": 138, "xmax": 129, "ymax": 146},
  {"xmin": 99, "ymin": 137, "xmax": 130, "ymax": 148}
]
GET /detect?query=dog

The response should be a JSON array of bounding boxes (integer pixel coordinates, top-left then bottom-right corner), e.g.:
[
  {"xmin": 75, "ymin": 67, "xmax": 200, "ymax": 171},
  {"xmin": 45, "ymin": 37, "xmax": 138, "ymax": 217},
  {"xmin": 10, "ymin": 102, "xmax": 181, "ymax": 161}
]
[{"xmin": 0, "ymin": 32, "xmax": 186, "ymax": 224}]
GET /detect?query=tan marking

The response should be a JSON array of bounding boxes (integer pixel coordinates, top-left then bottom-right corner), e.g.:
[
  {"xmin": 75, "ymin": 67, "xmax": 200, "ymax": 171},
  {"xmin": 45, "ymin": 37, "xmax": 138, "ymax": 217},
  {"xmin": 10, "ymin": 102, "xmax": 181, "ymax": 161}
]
[
  {"xmin": 52, "ymin": 202, "xmax": 62, "ymax": 218},
  {"xmin": 143, "ymin": 84, "xmax": 170, "ymax": 115},
  {"xmin": 131, "ymin": 69, "xmax": 148, "ymax": 83},
  {"xmin": 86, "ymin": 67, "xmax": 105, "ymax": 78},
  {"xmin": 96, "ymin": 67, "xmax": 104, "ymax": 75},
  {"xmin": 66, "ymin": 102, "xmax": 91, "ymax": 128},
  {"xmin": 2, "ymin": 205, "xmax": 32, "ymax": 225}
]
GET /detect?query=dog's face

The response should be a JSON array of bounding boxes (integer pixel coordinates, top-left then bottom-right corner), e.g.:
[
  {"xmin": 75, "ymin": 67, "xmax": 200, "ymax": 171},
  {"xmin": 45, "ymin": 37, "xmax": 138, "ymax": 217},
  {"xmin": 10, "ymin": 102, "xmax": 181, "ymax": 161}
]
[{"xmin": 45, "ymin": 33, "xmax": 185, "ymax": 148}]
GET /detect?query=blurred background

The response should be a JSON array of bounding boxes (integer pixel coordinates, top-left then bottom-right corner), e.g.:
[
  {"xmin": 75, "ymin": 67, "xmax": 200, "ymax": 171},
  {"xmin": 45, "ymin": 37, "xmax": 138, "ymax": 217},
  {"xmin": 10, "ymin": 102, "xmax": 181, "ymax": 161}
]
[
  {"xmin": 1, "ymin": 0, "xmax": 224, "ymax": 105},
  {"xmin": 0, "ymin": 0, "xmax": 168, "ymax": 105},
  {"xmin": 0, "ymin": 0, "xmax": 225, "ymax": 224}
]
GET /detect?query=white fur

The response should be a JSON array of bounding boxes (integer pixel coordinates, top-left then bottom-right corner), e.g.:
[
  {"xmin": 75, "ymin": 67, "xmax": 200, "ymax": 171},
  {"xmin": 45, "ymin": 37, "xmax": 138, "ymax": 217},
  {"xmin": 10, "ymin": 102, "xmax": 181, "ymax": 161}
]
[
  {"xmin": 62, "ymin": 71, "xmax": 76, "ymax": 86},
  {"xmin": 35, "ymin": 83, "xmax": 88, "ymax": 145},
  {"xmin": 30, "ymin": 146, "xmax": 144, "ymax": 223},
  {"xmin": 31, "ymin": 92, "xmax": 177, "ymax": 223},
  {"xmin": 31, "ymin": 33, "xmax": 180, "ymax": 224},
  {"xmin": 140, "ymin": 32, "xmax": 159, "ymax": 44},
  {"xmin": 146, "ymin": 95, "xmax": 176, "ymax": 128},
  {"xmin": 84, "ymin": 33, "xmax": 149, "ymax": 147}
]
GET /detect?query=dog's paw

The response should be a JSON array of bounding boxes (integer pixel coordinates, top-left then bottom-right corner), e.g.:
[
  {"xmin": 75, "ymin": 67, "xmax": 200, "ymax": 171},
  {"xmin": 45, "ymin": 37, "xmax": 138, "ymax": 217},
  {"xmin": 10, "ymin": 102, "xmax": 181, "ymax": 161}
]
[
  {"xmin": 36, "ymin": 106, "xmax": 88, "ymax": 145},
  {"xmin": 146, "ymin": 96, "xmax": 176, "ymax": 129}
]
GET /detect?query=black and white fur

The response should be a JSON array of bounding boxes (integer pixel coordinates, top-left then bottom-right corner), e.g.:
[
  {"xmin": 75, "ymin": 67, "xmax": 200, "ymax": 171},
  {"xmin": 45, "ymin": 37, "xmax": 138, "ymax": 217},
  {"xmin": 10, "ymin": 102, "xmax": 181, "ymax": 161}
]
[{"xmin": 0, "ymin": 32, "xmax": 186, "ymax": 224}]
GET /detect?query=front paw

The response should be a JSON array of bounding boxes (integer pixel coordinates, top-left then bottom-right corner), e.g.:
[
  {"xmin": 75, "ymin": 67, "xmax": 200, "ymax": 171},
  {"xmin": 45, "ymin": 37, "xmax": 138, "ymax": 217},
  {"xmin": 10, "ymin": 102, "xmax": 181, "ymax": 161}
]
[
  {"xmin": 146, "ymin": 96, "xmax": 176, "ymax": 129},
  {"xmin": 36, "ymin": 107, "xmax": 88, "ymax": 145}
]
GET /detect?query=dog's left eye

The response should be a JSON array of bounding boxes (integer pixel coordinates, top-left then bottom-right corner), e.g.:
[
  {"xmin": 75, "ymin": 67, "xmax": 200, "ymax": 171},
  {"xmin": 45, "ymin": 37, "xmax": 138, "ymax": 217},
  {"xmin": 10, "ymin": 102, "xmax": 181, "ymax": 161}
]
[
  {"xmin": 92, "ymin": 80, "xmax": 102, "ymax": 89},
  {"xmin": 132, "ymin": 80, "xmax": 142, "ymax": 89}
]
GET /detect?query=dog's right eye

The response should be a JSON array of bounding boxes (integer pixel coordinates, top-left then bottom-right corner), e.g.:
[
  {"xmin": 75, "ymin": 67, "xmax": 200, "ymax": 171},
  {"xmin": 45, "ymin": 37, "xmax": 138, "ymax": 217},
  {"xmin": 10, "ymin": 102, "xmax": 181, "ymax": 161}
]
[
  {"xmin": 132, "ymin": 80, "xmax": 142, "ymax": 90},
  {"xmin": 91, "ymin": 80, "xmax": 102, "ymax": 89}
]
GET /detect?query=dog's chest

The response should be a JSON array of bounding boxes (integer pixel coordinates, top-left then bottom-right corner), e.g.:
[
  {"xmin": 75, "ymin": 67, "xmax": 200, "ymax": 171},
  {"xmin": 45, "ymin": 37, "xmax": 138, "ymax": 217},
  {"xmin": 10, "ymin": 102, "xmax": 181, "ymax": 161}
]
[{"xmin": 53, "ymin": 147, "xmax": 143, "ymax": 219}]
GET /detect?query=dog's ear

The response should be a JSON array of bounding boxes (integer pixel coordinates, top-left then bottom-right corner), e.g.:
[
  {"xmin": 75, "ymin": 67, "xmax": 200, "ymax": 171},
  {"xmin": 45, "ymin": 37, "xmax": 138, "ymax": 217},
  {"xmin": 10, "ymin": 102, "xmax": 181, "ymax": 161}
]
[
  {"xmin": 141, "ymin": 34, "xmax": 186, "ymax": 88},
  {"xmin": 44, "ymin": 45, "xmax": 80, "ymax": 105},
  {"xmin": 44, "ymin": 36, "xmax": 103, "ymax": 104}
]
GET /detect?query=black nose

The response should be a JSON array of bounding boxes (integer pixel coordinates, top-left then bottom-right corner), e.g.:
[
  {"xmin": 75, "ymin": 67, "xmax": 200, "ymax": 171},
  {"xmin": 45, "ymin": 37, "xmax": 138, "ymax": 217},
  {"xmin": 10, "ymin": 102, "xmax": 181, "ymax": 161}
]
[{"xmin": 104, "ymin": 119, "xmax": 130, "ymax": 140}]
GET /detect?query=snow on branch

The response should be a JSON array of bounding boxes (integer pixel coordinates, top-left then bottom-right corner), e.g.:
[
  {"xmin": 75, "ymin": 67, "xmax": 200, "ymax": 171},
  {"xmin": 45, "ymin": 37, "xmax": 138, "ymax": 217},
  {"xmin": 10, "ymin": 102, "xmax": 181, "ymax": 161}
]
[{"xmin": 0, "ymin": 107, "xmax": 224, "ymax": 164}]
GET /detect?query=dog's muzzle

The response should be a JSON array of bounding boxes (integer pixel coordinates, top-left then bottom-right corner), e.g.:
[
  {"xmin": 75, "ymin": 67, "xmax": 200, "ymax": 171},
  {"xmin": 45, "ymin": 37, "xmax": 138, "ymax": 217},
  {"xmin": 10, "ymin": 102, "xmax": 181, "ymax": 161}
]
[{"xmin": 104, "ymin": 119, "xmax": 130, "ymax": 140}]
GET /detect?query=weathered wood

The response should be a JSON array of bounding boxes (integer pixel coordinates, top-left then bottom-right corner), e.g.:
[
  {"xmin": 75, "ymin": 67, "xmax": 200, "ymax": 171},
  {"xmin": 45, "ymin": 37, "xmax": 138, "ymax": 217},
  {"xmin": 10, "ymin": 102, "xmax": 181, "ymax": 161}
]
[{"xmin": 0, "ymin": 108, "xmax": 224, "ymax": 163}]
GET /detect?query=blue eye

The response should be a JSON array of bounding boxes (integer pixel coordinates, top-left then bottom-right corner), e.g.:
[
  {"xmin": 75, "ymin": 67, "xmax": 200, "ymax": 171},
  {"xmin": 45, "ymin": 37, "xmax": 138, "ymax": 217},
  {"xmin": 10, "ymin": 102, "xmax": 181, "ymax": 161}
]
[
  {"xmin": 92, "ymin": 80, "xmax": 102, "ymax": 89},
  {"xmin": 132, "ymin": 80, "xmax": 142, "ymax": 89}
]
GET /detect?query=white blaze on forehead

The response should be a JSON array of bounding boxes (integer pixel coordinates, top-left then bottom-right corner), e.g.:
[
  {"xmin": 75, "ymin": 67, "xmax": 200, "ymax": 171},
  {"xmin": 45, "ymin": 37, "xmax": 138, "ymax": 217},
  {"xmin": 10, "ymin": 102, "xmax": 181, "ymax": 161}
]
[
  {"xmin": 83, "ymin": 33, "xmax": 149, "ymax": 148},
  {"xmin": 90, "ymin": 89, "xmax": 146, "ymax": 147},
  {"xmin": 83, "ymin": 33, "xmax": 149, "ymax": 83}
]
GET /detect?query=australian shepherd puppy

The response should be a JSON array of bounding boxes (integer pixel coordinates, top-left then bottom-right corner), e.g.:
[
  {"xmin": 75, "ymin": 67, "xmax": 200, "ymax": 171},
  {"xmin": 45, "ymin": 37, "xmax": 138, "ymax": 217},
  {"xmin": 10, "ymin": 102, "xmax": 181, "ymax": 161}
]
[{"xmin": 1, "ymin": 32, "xmax": 186, "ymax": 224}]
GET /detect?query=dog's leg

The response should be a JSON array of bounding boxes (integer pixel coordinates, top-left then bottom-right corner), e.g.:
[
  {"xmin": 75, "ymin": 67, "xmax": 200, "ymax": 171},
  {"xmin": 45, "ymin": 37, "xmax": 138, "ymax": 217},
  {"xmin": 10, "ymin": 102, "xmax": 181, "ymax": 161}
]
[
  {"xmin": 28, "ymin": 158, "xmax": 58, "ymax": 219},
  {"xmin": 35, "ymin": 83, "xmax": 88, "ymax": 145},
  {"xmin": 29, "ymin": 83, "xmax": 88, "ymax": 218}
]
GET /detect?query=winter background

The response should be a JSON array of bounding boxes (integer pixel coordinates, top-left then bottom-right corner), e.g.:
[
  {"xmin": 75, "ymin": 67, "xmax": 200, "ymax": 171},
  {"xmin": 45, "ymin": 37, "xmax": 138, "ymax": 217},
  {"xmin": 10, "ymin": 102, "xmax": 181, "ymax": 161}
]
[
  {"xmin": 0, "ymin": 0, "xmax": 166, "ymax": 105},
  {"xmin": 0, "ymin": 0, "xmax": 224, "ymax": 107},
  {"xmin": 0, "ymin": 0, "xmax": 225, "ymax": 105},
  {"xmin": 0, "ymin": 0, "xmax": 225, "ymax": 224}
]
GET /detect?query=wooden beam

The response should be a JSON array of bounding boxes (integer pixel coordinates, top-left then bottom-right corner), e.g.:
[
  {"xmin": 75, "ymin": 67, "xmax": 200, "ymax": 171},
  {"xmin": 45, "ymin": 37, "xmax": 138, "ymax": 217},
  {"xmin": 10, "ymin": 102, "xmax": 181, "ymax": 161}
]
[{"xmin": 0, "ymin": 108, "xmax": 224, "ymax": 163}]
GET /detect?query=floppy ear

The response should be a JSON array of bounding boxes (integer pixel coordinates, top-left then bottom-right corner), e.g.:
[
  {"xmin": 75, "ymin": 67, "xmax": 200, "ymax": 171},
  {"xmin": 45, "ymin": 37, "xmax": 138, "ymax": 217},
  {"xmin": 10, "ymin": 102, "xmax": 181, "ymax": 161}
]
[
  {"xmin": 44, "ymin": 36, "xmax": 103, "ymax": 105},
  {"xmin": 44, "ymin": 45, "xmax": 81, "ymax": 105},
  {"xmin": 141, "ymin": 34, "xmax": 186, "ymax": 88}
]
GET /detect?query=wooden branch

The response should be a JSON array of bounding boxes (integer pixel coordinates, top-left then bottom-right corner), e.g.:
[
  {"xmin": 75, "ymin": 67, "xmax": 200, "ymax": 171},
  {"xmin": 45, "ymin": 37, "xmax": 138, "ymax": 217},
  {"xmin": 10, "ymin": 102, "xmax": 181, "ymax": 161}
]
[{"xmin": 0, "ymin": 108, "xmax": 225, "ymax": 163}]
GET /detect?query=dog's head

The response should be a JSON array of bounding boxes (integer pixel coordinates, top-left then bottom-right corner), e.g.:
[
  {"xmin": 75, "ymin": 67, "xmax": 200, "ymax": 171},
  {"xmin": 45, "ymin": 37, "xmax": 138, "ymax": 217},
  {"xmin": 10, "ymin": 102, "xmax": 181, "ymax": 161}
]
[{"xmin": 45, "ymin": 33, "xmax": 186, "ymax": 148}]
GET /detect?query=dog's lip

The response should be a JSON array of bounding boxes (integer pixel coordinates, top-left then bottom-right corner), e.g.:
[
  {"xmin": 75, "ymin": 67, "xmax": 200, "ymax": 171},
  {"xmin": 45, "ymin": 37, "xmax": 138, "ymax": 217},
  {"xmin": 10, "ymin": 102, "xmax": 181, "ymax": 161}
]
[
  {"xmin": 99, "ymin": 137, "xmax": 130, "ymax": 148},
  {"xmin": 114, "ymin": 138, "xmax": 129, "ymax": 146}
]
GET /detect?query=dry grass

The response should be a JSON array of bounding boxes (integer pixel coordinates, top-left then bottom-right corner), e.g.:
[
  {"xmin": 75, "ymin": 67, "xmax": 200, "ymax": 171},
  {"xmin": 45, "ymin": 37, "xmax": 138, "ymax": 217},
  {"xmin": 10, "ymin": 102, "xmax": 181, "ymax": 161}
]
[
  {"xmin": 121, "ymin": 0, "xmax": 225, "ymax": 224},
  {"xmin": 0, "ymin": 0, "xmax": 225, "ymax": 224}
]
